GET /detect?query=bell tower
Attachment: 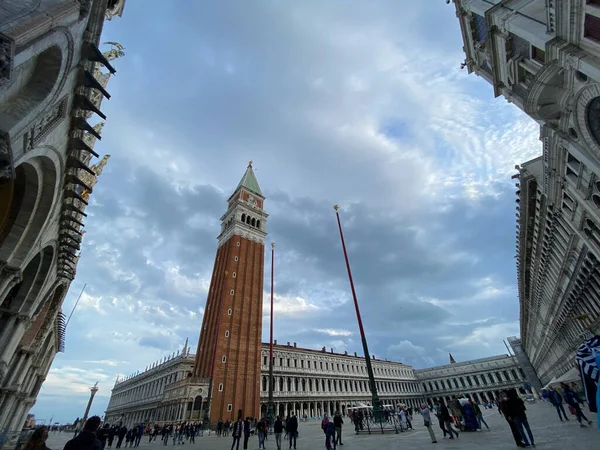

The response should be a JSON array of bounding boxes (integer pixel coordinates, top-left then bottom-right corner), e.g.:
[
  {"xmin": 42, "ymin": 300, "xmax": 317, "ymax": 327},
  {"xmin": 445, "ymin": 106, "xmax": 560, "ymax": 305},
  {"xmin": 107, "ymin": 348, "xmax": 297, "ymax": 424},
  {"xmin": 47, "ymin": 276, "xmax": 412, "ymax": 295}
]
[{"xmin": 194, "ymin": 161, "xmax": 267, "ymax": 422}]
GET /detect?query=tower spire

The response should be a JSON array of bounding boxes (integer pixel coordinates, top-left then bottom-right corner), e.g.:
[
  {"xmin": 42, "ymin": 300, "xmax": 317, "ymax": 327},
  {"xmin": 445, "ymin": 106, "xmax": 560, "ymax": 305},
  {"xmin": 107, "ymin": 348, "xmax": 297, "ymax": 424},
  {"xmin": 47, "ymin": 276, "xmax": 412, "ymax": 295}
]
[{"xmin": 233, "ymin": 160, "xmax": 263, "ymax": 197}]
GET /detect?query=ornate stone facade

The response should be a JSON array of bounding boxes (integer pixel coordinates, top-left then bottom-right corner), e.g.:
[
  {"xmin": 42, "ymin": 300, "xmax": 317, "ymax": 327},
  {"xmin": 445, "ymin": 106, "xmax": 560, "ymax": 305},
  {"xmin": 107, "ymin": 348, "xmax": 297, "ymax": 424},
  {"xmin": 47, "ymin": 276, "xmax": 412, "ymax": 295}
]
[
  {"xmin": 452, "ymin": 0, "xmax": 600, "ymax": 385},
  {"xmin": 106, "ymin": 345, "xmax": 530, "ymax": 426},
  {"xmin": 415, "ymin": 355, "xmax": 528, "ymax": 405},
  {"xmin": 0, "ymin": 0, "xmax": 126, "ymax": 432},
  {"xmin": 258, "ymin": 343, "xmax": 422, "ymax": 418}
]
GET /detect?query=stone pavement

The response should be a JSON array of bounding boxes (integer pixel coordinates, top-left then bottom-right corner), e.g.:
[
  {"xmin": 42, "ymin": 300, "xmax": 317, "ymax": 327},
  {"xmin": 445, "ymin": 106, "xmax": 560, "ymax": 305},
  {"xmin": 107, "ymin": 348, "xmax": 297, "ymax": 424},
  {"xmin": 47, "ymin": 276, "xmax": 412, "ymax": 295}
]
[{"xmin": 46, "ymin": 402, "xmax": 599, "ymax": 450}]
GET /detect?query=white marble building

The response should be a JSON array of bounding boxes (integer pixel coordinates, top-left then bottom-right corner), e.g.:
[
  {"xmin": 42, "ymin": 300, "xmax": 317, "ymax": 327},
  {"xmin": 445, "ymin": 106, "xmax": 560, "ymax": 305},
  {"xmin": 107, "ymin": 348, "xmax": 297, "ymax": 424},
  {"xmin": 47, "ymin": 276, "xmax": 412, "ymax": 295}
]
[
  {"xmin": 415, "ymin": 355, "xmax": 528, "ymax": 405},
  {"xmin": 0, "ymin": 0, "xmax": 126, "ymax": 432},
  {"xmin": 104, "ymin": 341, "xmax": 196, "ymax": 427},
  {"xmin": 105, "ymin": 342, "xmax": 531, "ymax": 426},
  {"xmin": 258, "ymin": 342, "xmax": 421, "ymax": 418},
  {"xmin": 452, "ymin": 0, "xmax": 600, "ymax": 385}
]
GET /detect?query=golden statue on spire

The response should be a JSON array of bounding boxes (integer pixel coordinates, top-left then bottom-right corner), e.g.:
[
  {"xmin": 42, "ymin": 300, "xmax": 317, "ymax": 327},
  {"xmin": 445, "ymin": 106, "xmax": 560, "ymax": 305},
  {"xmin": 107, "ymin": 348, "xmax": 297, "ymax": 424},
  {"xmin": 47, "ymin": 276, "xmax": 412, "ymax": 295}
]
[{"xmin": 248, "ymin": 160, "xmax": 253, "ymax": 167}]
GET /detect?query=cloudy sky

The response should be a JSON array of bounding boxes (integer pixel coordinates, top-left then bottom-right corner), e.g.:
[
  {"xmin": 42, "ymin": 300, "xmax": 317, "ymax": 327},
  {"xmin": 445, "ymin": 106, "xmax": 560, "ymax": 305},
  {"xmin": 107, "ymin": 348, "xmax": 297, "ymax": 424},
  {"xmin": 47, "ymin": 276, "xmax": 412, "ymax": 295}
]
[{"xmin": 32, "ymin": 1, "xmax": 542, "ymax": 423}]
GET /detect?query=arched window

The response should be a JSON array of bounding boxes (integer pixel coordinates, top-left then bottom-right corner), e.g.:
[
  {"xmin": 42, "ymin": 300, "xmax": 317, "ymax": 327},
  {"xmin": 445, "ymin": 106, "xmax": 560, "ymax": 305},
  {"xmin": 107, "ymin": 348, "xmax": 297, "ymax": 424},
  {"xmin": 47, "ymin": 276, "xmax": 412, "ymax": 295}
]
[
  {"xmin": 246, "ymin": 216, "xmax": 251, "ymax": 224},
  {"xmin": 262, "ymin": 376, "xmax": 267, "ymax": 391},
  {"xmin": 251, "ymin": 218, "xmax": 256, "ymax": 227},
  {"xmin": 241, "ymin": 213, "xmax": 246, "ymax": 222},
  {"xmin": 257, "ymin": 220, "xmax": 261, "ymax": 228}
]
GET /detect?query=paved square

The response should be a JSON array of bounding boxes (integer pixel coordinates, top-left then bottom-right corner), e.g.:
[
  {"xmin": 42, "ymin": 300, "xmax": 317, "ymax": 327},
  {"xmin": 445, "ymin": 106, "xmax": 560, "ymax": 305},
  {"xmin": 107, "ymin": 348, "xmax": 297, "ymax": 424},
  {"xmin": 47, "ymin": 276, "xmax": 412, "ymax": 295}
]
[{"xmin": 46, "ymin": 402, "xmax": 599, "ymax": 450}]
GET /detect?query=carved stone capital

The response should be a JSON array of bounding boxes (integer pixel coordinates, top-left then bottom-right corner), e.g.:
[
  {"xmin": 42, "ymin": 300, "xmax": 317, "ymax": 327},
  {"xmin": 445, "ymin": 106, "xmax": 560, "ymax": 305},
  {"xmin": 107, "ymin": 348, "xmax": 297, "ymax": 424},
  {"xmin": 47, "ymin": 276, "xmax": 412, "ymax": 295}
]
[
  {"xmin": 2, "ymin": 265, "xmax": 22, "ymax": 279},
  {"xmin": 16, "ymin": 315, "xmax": 32, "ymax": 327},
  {"xmin": 0, "ymin": 130, "xmax": 14, "ymax": 180},
  {"xmin": 0, "ymin": 33, "xmax": 14, "ymax": 88}
]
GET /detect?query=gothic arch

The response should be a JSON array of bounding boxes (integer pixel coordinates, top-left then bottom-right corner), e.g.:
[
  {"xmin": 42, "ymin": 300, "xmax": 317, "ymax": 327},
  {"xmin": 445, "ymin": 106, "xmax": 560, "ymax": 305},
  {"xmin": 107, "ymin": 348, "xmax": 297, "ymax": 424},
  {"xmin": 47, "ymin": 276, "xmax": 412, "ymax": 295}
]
[
  {"xmin": 1, "ymin": 244, "xmax": 54, "ymax": 316},
  {"xmin": 0, "ymin": 27, "xmax": 74, "ymax": 138},
  {"xmin": 0, "ymin": 165, "xmax": 27, "ymax": 248},
  {"xmin": 21, "ymin": 244, "xmax": 55, "ymax": 316},
  {"xmin": 0, "ymin": 154, "xmax": 60, "ymax": 266},
  {"xmin": 1, "ymin": 249, "xmax": 41, "ymax": 312},
  {"xmin": 0, "ymin": 46, "xmax": 63, "ymax": 135}
]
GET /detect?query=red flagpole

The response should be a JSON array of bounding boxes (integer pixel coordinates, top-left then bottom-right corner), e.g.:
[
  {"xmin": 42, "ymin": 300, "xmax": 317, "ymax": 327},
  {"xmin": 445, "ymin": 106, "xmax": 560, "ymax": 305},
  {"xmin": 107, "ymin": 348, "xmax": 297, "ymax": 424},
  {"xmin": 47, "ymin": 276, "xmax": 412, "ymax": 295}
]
[
  {"xmin": 270, "ymin": 242, "xmax": 275, "ymax": 361},
  {"xmin": 267, "ymin": 242, "xmax": 275, "ymax": 424},
  {"xmin": 334, "ymin": 205, "xmax": 382, "ymax": 417}
]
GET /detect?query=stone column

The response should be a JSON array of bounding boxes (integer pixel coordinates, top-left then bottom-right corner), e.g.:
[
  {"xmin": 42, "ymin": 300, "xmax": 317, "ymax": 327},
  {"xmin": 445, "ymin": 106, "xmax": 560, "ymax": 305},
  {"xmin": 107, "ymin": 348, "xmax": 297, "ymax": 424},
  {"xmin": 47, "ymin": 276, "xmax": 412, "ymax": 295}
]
[
  {"xmin": 0, "ymin": 394, "xmax": 16, "ymax": 430},
  {"xmin": 0, "ymin": 315, "xmax": 30, "ymax": 371},
  {"xmin": 8, "ymin": 398, "xmax": 28, "ymax": 431}
]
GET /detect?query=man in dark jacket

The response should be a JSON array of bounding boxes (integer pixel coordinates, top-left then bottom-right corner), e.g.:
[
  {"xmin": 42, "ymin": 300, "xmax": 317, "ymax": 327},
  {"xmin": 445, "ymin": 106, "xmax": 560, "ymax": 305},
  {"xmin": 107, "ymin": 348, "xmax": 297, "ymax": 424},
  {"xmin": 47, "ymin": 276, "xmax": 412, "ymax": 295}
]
[
  {"xmin": 333, "ymin": 412, "xmax": 343, "ymax": 446},
  {"xmin": 116, "ymin": 426, "xmax": 127, "ymax": 449},
  {"xmin": 286, "ymin": 413, "xmax": 298, "ymax": 449},
  {"xmin": 64, "ymin": 416, "xmax": 103, "ymax": 450},
  {"xmin": 273, "ymin": 416, "xmax": 283, "ymax": 450},
  {"xmin": 242, "ymin": 417, "xmax": 251, "ymax": 450},
  {"xmin": 231, "ymin": 418, "xmax": 243, "ymax": 450}
]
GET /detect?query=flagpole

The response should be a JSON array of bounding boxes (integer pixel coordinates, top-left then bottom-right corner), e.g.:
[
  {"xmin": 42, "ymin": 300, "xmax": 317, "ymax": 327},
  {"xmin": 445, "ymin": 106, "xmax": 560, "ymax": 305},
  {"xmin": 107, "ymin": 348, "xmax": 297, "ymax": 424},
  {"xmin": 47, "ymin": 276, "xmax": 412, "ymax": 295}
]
[
  {"xmin": 333, "ymin": 206, "xmax": 382, "ymax": 421},
  {"xmin": 267, "ymin": 242, "xmax": 275, "ymax": 426}
]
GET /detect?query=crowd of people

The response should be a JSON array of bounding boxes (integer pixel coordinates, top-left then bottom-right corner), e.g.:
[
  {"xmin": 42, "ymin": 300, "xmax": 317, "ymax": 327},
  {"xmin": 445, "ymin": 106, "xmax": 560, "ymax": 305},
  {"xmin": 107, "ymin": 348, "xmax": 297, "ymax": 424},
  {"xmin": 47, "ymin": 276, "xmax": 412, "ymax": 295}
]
[{"xmin": 18, "ymin": 385, "xmax": 595, "ymax": 450}]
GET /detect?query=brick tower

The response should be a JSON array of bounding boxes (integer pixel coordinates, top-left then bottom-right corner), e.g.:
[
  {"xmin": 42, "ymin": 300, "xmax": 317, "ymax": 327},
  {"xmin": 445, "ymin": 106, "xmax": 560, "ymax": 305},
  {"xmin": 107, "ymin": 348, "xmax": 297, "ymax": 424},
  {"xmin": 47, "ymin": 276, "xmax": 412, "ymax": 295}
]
[{"xmin": 194, "ymin": 162, "xmax": 267, "ymax": 423}]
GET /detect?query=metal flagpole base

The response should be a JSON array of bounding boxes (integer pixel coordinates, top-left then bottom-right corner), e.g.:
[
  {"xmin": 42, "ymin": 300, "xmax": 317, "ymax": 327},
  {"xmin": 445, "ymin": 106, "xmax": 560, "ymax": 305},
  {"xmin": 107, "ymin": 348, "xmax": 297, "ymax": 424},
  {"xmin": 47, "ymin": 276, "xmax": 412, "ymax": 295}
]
[{"xmin": 353, "ymin": 407, "xmax": 400, "ymax": 435}]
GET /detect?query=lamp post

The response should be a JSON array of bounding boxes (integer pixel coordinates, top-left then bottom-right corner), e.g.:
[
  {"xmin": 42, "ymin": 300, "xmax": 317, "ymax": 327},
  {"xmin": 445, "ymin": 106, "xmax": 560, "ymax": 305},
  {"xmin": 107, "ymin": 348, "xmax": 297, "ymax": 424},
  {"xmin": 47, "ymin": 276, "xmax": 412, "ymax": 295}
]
[
  {"xmin": 267, "ymin": 242, "xmax": 275, "ymax": 427},
  {"xmin": 333, "ymin": 206, "xmax": 383, "ymax": 423}
]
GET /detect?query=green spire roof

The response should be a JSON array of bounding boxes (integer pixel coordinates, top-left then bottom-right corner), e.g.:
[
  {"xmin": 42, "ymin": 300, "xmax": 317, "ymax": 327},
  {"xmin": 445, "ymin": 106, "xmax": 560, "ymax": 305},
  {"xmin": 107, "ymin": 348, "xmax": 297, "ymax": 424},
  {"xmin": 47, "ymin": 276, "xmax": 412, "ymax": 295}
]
[{"xmin": 235, "ymin": 161, "xmax": 263, "ymax": 196}]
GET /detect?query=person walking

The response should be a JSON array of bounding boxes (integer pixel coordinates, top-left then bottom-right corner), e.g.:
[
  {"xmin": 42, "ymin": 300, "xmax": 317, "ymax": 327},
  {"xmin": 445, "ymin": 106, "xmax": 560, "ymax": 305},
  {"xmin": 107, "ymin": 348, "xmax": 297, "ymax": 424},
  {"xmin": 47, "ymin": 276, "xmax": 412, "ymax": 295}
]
[
  {"xmin": 257, "ymin": 418, "xmax": 266, "ymax": 449},
  {"xmin": 286, "ymin": 413, "xmax": 298, "ymax": 449},
  {"xmin": 471, "ymin": 400, "xmax": 490, "ymax": 430},
  {"xmin": 116, "ymin": 426, "xmax": 127, "ymax": 449},
  {"xmin": 562, "ymin": 383, "xmax": 593, "ymax": 427},
  {"xmin": 505, "ymin": 389, "xmax": 535, "ymax": 447},
  {"xmin": 437, "ymin": 400, "xmax": 458, "ymax": 440},
  {"xmin": 333, "ymin": 411, "xmax": 343, "ymax": 446},
  {"xmin": 420, "ymin": 404, "xmax": 437, "ymax": 444},
  {"xmin": 231, "ymin": 418, "xmax": 243, "ymax": 450},
  {"xmin": 273, "ymin": 416, "xmax": 283, "ymax": 450},
  {"xmin": 434, "ymin": 403, "xmax": 450, "ymax": 438},
  {"xmin": 242, "ymin": 417, "xmax": 251, "ymax": 450},
  {"xmin": 549, "ymin": 387, "xmax": 569, "ymax": 421},
  {"xmin": 325, "ymin": 420, "xmax": 336, "ymax": 450}
]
